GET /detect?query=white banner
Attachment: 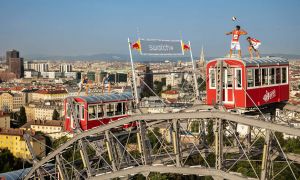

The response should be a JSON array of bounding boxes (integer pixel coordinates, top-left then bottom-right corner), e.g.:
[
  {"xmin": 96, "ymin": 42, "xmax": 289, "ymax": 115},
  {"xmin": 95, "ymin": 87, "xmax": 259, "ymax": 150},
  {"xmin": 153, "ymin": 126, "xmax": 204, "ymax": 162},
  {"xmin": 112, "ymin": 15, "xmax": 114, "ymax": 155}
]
[{"xmin": 139, "ymin": 39, "xmax": 184, "ymax": 55}]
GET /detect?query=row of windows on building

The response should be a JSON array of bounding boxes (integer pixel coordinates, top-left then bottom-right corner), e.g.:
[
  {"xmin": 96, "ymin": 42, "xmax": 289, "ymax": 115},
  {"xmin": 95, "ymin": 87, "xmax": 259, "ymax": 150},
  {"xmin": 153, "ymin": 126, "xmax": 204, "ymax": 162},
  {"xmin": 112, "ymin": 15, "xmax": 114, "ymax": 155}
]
[
  {"xmin": 32, "ymin": 126, "xmax": 61, "ymax": 131},
  {"xmin": 0, "ymin": 141, "xmax": 28, "ymax": 151},
  {"xmin": 0, "ymin": 136, "xmax": 19, "ymax": 140},
  {"xmin": 209, "ymin": 67, "xmax": 288, "ymax": 88}
]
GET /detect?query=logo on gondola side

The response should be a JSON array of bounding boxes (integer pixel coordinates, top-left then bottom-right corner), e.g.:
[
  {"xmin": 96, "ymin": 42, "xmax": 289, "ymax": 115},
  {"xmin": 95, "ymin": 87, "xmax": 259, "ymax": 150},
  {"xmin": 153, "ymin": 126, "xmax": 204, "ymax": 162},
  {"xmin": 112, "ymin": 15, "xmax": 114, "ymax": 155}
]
[{"xmin": 263, "ymin": 89, "xmax": 276, "ymax": 102}]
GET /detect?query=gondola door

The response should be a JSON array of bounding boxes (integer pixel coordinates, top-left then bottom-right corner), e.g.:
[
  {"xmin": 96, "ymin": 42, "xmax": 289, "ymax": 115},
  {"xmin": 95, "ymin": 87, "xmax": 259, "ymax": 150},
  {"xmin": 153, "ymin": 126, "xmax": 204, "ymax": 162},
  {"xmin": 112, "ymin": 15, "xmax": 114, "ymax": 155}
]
[{"xmin": 223, "ymin": 67, "xmax": 234, "ymax": 104}]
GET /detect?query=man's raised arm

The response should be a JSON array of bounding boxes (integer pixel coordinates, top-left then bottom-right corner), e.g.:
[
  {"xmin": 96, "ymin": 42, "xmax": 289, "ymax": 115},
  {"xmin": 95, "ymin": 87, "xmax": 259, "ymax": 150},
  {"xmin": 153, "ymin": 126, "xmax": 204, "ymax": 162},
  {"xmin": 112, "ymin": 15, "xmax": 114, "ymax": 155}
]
[
  {"xmin": 226, "ymin": 31, "xmax": 232, "ymax": 35},
  {"xmin": 240, "ymin": 30, "xmax": 248, "ymax": 35}
]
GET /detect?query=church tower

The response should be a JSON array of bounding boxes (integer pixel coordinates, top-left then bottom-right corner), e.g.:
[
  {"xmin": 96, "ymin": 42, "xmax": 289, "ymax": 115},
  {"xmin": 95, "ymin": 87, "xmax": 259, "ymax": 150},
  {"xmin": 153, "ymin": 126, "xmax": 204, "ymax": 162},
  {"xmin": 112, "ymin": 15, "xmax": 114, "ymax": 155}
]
[{"xmin": 199, "ymin": 46, "xmax": 205, "ymax": 67}]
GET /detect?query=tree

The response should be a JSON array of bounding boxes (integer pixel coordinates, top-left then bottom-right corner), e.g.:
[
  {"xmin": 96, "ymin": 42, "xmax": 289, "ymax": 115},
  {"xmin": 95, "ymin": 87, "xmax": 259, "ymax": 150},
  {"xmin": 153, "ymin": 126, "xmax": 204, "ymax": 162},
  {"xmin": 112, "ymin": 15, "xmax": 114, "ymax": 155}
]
[
  {"xmin": 148, "ymin": 127, "xmax": 162, "ymax": 151},
  {"xmin": 19, "ymin": 106, "xmax": 27, "ymax": 126},
  {"xmin": 52, "ymin": 136, "xmax": 87, "ymax": 169},
  {"xmin": 190, "ymin": 121, "xmax": 200, "ymax": 133},
  {"xmin": 52, "ymin": 109, "xmax": 60, "ymax": 120},
  {"xmin": 35, "ymin": 131, "xmax": 52, "ymax": 155},
  {"xmin": 149, "ymin": 172, "xmax": 168, "ymax": 180},
  {"xmin": 53, "ymin": 136, "xmax": 69, "ymax": 149},
  {"xmin": 197, "ymin": 77, "xmax": 206, "ymax": 91},
  {"xmin": 167, "ymin": 84, "xmax": 171, "ymax": 90},
  {"xmin": 0, "ymin": 149, "xmax": 31, "ymax": 173},
  {"xmin": 153, "ymin": 81, "xmax": 164, "ymax": 95},
  {"xmin": 161, "ymin": 78, "xmax": 166, "ymax": 86},
  {"xmin": 237, "ymin": 166, "xmax": 248, "ymax": 176},
  {"xmin": 284, "ymin": 138, "xmax": 300, "ymax": 153},
  {"xmin": 141, "ymin": 90, "xmax": 152, "ymax": 98},
  {"xmin": 274, "ymin": 132, "xmax": 285, "ymax": 147}
]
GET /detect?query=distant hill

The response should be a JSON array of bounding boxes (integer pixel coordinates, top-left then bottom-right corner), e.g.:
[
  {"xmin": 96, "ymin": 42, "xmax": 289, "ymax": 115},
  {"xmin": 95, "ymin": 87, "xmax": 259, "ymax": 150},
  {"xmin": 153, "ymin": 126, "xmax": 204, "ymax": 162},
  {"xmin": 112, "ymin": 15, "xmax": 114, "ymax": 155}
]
[
  {"xmin": 260, "ymin": 54, "xmax": 300, "ymax": 59},
  {"xmin": 23, "ymin": 53, "xmax": 300, "ymax": 62},
  {"xmin": 24, "ymin": 53, "xmax": 129, "ymax": 61},
  {"xmin": 24, "ymin": 53, "xmax": 194, "ymax": 62}
]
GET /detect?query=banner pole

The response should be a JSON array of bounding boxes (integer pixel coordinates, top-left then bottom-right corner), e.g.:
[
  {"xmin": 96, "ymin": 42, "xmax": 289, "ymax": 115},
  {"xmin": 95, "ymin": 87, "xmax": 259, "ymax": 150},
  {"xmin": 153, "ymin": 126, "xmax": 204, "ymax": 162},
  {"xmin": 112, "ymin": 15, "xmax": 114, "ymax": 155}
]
[
  {"xmin": 128, "ymin": 38, "xmax": 139, "ymax": 105},
  {"xmin": 188, "ymin": 41, "xmax": 200, "ymax": 101}
]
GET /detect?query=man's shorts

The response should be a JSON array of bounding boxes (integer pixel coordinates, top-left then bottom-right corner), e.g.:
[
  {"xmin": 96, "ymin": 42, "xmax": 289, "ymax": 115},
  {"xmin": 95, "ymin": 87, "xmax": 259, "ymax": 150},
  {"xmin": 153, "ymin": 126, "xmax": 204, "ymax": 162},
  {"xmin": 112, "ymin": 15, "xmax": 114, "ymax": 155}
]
[
  {"xmin": 230, "ymin": 41, "xmax": 240, "ymax": 50},
  {"xmin": 252, "ymin": 43, "xmax": 261, "ymax": 50}
]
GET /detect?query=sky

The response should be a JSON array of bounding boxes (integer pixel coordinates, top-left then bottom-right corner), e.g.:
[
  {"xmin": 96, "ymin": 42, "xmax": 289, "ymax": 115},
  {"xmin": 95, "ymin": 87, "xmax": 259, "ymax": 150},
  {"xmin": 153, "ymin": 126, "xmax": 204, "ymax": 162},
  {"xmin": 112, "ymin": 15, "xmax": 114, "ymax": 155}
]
[{"xmin": 0, "ymin": 0, "xmax": 299, "ymax": 58}]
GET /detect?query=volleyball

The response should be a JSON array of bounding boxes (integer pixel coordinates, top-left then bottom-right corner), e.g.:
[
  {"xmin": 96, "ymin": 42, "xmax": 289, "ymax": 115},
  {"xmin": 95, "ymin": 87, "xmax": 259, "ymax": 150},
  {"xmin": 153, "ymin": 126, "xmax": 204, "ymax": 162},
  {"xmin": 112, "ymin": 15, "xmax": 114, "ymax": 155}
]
[{"xmin": 232, "ymin": 16, "xmax": 237, "ymax": 21}]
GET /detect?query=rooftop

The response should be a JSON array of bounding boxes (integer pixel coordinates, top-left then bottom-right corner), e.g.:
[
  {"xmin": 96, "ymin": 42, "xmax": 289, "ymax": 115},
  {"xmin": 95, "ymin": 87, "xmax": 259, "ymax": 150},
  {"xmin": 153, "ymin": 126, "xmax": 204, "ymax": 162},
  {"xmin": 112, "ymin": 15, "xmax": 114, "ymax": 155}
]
[
  {"xmin": 10, "ymin": 86, "xmax": 25, "ymax": 91},
  {"xmin": 22, "ymin": 120, "xmax": 64, "ymax": 129},
  {"xmin": 0, "ymin": 91, "xmax": 23, "ymax": 97},
  {"xmin": 0, "ymin": 128, "xmax": 35, "ymax": 136},
  {"xmin": 34, "ymin": 89, "xmax": 68, "ymax": 94},
  {"xmin": 0, "ymin": 111, "xmax": 9, "ymax": 117},
  {"xmin": 0, "ymin": 87, "xmax": 10, "ymax": 92},
  {"xmin": 162, "ymin": 90, "xmax": 179, "ymax": 95}
]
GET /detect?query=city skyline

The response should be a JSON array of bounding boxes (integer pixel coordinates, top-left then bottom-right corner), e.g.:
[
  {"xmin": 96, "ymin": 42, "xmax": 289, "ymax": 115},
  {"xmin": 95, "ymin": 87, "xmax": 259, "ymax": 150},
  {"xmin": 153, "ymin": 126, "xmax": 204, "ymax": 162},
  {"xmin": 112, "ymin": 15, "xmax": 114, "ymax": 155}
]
[
  {"xmin": 0, "ymin": 0, "xmax": 299, "ymax": 58},
  {"xmin": 1, "ymin": 1, "xmax": 300, "ymax": 179}
]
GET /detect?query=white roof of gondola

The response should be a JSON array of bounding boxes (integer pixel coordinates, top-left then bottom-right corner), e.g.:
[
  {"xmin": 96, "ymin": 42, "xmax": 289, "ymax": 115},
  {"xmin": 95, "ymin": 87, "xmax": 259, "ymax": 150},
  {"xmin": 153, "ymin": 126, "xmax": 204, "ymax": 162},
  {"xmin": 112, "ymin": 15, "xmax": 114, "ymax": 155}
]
[
  {"xmin": 211, "ymin": 56, "xmax": 289, "ymax": 66},
  {"xmin": 73, "ymin": 92, "xmax": 133, "ymax": 103}
]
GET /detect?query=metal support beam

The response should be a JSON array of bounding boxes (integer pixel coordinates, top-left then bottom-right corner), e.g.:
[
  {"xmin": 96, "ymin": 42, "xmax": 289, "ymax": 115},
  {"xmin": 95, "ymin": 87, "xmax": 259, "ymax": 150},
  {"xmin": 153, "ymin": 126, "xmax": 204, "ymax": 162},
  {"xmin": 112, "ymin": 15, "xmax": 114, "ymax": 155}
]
[
  {"xmin": 137, "ymin": 121, "xmax": 151, "ymax": 165},
  {"xmin": 105, "ymin": 130, "xmax": 117, "ymax": 171},
  {"xmin": 23, "ymin": 134, "xmax": 37, "ymax": 162},
  {"xmin": 128, "ymin": 38, "xmax": 139, "ymax": 106},
  {"xmin": 90, "ymin": 165, "xmax": 248, "ymax": 180},
  {"xmin": 23, "ymin": 133, "xmax": 45, "ymax": 180},
  {"xmin": 172, "ymin": 119, "xmax": 181, "ymax": 167},
  {"xmin": 260, "ymin": 128, "xmax": 271, "ymax": 180},
  {"xmin": 78, "ymin": 139, "xmax": 93, "ymax": 177},
  {"xmin": 231, "ymin": 122, "xmax": 238, "ymax": 147},
  {"xmin": 25, "ymin": 111, "xmax": 300, "ymax": 180},
  {"xmin": 56, "ymin": 155, "xmax": 69, "ymax": 180},
  {"xmin": 216, "ymin": 60, "xmax": 223, "ymax": 106},
  {"xmin": 213, "ymin": 176, "xmax": 225, "ymax": 180},
  {"xmin": 215, "ymin": 59, "xmax": 228, "ymax": 174},
  {"xmin": 188, "ymin": 41, "xmax": 200, "ymax": 101},
  {"xmin": 67, "ymin": 97, "xmax": 83, "ymax": 134},
  {"xmin": 215, "ymin": 119, "xmax": 223, "ymax": 170},
  {"xmin": 200, "ymin": 119, "xmax": 206, "ymax": 146},
  {"xmin": 114, "ymin": 137, "xmax": 131, "ymax": 166},
  {"xmin": 169, "ymin": 122, "xmax": 173, "ymax": 144},
  {"xmin": 89, "ymin": 140, "xmax": 104, "ymax": 156},
  {"xmin": 246, "ymin": 126, "xmax": 252, "ymax": 151},
  {"xmin": 261, "ymin": 112, "xmax": 276, "ymax": 180}
]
